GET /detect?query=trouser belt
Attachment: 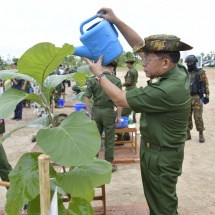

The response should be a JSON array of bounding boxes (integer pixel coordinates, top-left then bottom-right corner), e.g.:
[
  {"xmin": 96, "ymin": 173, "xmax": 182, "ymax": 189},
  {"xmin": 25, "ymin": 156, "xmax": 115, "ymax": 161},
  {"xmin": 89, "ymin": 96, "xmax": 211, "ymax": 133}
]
[{"xmin": 145, "ymin": 142, "xmax": 184, "ymax": 152}]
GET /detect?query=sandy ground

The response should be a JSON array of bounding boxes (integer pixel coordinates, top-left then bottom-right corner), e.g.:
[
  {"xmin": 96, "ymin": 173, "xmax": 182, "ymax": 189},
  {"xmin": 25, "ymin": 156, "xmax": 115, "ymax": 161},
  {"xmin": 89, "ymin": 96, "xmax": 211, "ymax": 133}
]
[{"xmin": 0, "ymin": 67, "xmax": 215, "ymax": 215}]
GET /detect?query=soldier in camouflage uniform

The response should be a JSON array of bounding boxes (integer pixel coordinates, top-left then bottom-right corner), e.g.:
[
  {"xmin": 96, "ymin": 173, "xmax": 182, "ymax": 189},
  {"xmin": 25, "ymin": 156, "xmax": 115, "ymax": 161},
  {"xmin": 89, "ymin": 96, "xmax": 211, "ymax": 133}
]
[
  {"xmin": 185, "ymin": 55, "xmax": 209, "ymax": 143},
  {"xmin": 84, "ymin": 7, "xmax": 194, "ymax": 214}
]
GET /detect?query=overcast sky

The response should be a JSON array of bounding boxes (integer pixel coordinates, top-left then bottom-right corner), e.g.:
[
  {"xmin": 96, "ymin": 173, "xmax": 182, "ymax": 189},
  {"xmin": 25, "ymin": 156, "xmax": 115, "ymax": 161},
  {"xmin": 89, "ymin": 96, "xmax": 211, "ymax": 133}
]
[{"xmin": 1, "ymin": 0, "xmax": 214, "ymax": 61}]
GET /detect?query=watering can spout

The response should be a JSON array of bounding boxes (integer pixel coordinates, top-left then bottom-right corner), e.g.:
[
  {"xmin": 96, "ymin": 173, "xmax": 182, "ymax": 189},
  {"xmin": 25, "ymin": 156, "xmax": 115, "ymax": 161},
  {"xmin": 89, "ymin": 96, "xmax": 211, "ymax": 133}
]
[{"xmin": 73, "ymin": 46, "xmax": 92, "ymax": 59}]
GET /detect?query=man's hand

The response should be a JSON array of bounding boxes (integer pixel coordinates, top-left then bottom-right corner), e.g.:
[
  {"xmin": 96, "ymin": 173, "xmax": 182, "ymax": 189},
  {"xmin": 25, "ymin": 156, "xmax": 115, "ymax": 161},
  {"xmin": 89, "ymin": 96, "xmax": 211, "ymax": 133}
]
[
  {"xmin": 82, "ymin": 56, "xmax": 103, "ymax": 76},
  {"xmin": 203, "ymin": 97, "xmax": 209, "ymax": 104},
  {"xmin": 201, "ymin": 97, "xmax": 209, "ymax": 105},
  {"xmin": 115, "ymin": 116, "xmax": 121, "ymax": 127},
  {"xmin": 97, "ymin": 8, "xmax": 119, "ymax": 24}
]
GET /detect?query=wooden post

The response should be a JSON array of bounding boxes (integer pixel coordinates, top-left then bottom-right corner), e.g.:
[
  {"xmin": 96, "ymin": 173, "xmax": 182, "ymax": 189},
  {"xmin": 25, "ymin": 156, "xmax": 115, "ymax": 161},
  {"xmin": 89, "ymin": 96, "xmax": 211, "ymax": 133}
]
[{"xmin": 38, "ymin": 154, "xmax": 50, "ymax": 215}]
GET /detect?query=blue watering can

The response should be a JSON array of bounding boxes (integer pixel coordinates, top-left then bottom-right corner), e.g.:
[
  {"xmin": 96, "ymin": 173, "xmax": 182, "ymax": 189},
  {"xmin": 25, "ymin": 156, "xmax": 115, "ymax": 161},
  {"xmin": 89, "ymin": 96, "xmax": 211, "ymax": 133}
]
[{"xmin": 73, "ymin": 13, "xmax": 123, "ymax": 65}]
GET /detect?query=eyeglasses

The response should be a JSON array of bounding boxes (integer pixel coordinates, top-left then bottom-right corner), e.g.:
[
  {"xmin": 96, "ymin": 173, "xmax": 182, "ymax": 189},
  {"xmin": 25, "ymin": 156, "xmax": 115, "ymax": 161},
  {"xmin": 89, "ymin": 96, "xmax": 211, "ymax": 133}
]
[{"xmin": 141, "ymin": 56, "xmax": 163, "ymax": 64}]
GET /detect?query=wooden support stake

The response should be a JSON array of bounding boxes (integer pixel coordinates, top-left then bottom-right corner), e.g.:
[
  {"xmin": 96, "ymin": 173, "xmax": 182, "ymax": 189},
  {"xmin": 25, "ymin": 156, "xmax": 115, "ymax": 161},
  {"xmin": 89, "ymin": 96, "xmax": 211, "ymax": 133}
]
[{"xmin": 38, "ymin": 154, "xmax": 50, "ymax": 215}]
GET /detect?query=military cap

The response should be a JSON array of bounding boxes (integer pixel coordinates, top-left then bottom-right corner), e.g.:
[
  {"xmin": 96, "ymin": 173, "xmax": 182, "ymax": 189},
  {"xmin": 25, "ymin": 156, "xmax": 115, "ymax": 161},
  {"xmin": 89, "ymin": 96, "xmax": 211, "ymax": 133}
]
[
  {"xmin": 133, "ymin": 34, "xmax": 193, "ymax": 53},
  {"xmin": 125, "ymin": 59, "xmax": 136, "ymax": 63},
  {"xmin": 106, "ymin": 60, "xmax": 118, "ymax": 69}
]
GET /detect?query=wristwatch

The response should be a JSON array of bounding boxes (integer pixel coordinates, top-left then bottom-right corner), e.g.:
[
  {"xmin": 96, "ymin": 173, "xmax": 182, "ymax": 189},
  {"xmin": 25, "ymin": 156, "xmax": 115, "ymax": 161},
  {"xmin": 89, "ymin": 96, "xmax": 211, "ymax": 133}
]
[{"xmin": 96, "ymin": 73, "xmax": 105, "ymax": 83}]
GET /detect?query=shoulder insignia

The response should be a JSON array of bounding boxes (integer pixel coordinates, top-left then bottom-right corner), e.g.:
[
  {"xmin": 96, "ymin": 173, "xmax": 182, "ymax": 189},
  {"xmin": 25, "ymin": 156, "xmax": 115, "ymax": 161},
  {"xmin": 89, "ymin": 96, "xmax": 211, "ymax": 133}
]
[
  {"xmin": 152, "ymin": 78, "xmax": 159, "ymax": 84},
  {"xmin": 148, "ymin": 77, "xmax": 163, "ymax": 86}
]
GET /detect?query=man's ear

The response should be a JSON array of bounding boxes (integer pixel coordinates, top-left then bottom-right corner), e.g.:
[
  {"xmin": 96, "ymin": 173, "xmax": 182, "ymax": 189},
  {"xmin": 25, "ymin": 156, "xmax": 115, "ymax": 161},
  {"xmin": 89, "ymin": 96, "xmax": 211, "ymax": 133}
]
[{"xmin": 163, "ymin": 58, "xmax": 172, "ymax": 70}]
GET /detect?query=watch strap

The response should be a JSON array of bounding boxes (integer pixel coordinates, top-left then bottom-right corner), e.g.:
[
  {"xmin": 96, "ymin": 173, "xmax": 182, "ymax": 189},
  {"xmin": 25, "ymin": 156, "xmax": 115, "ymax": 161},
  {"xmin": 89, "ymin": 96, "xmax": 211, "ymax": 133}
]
[{"xmin": 96, "ymin": 73, "xmax": 105, "ymax": 83}]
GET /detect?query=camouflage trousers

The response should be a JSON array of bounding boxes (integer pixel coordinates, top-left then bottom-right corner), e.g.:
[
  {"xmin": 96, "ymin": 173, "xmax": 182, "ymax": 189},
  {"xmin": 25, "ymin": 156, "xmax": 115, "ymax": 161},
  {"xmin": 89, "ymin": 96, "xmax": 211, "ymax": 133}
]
[{"xmin": 188, "ymin": 95, "xmax": 205, "ymax": 132}]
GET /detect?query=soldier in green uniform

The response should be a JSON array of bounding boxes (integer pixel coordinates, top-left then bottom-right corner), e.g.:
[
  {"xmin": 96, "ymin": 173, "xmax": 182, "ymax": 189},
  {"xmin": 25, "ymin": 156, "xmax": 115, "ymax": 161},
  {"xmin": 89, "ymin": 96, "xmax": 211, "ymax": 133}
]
[
  {"xmin": 122, "ymin": 59, "xmax": 138, "ymax": 121},
  {"xmin": 117, "ymin": 59, "xmax": 138, "ymax": 141},
  {"xmin": 83, "ymin": 8, "xmax": 193, "ymax": 215},
  {"xmin": 185, "ymin": 55, "xmax": 209, "ymax": 143},
  {"xmin": 84, "ymin": 61, "xmax": 122, "ymax": 172},
  {"xmin": 0, "ymin": 119, "xmax": 12, "ymax": 188},
  {"xmin": 72, "ymin": 82, "xmax": 81, "ymax": 94}
]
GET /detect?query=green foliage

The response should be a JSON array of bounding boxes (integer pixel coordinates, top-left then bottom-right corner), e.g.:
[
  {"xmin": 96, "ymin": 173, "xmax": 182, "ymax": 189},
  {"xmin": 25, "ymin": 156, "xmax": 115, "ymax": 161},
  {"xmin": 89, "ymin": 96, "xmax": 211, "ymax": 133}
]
[
  {"xmin": 18, "ymin": 43, "xmax": 73, "ymax": 89},
  {"xmin": 37, "ymin": 112, "xmax": 101, "ymax": 166},
  {"xmin": 67, "ymin": 197, "xmax": 94, "ymax": 215},
  {"xmin": 0, "ymin": 42, "xmax": 112, "ymax": 214},
  {"xmin": 57, "ymin": 158, "xmax": 111, "ymax": 196},
  {"xmin": 5, "ymin": 152, "xmax": 57, "ymax": 214}
]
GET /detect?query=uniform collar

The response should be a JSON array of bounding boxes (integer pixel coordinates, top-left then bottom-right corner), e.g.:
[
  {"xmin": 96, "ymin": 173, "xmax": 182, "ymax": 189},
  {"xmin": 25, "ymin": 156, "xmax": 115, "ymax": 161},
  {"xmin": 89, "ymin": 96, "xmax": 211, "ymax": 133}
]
[
  {"xmin": 102, "ymin": 71, "xmax": 112, "ymax": 75},
  {"xmin": 159, "ymin": 65, "xmax": 177, "ymax": 78},
  {"xmin": 148, "ymin": 65, "xmax": 177, "ymax": 85}
]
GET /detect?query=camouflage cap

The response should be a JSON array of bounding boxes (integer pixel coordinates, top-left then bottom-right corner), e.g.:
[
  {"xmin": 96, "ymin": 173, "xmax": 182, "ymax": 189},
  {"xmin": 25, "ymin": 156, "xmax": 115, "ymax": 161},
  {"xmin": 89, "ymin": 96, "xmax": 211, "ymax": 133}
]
[
  {"xmin": 125, "ymin": 59, "xmax": 136, "ymax": 63},
  {"xmin": 133, "ymin": 34, "xmax": 193, "ymax": 53}
]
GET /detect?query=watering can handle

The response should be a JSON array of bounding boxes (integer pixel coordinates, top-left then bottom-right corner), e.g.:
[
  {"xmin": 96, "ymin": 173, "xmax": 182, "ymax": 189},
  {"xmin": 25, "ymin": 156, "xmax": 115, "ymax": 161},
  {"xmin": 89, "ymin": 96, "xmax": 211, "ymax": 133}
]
[{"xmin": 80, "ymin": 12, "xmax": 106, "ymax": 35}]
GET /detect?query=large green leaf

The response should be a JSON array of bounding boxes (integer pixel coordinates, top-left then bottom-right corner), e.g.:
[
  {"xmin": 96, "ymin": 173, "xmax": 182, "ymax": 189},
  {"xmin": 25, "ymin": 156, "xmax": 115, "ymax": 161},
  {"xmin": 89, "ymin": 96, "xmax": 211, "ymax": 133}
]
[
  {"xmin": 0, "ymin": 70, "xmax": 37, "ymax": 86},
  {"xmin": 56, "ymin": 158, "xmax": 112, "ymax": 196},
  {"xmin": 0, "ymin": 88, "xmax": 28, "ymax": 118},
  {"xmin": 18, "ymin": 42, "xmax": 74, "ymax": 88},
  {"xmin": 5, "ymin": 152, "xmax": 57, "ymax": 215},
  {"xmin": 26, "ymin": 194, "xmax": 41, "ymax": 215},
  {"xmin": 27, "ymin": 192, "xmax": 67, "ymax": 215},
  {"xmin": 67, "ymin": 197, "xmax": 94, "ymax": 215},
  {"xmin": 78, "ymin": 189, "xmax": 95, "ymax": 203},
  {"xmin": 43, "ymin": 73, "xmax": 75, "ymax": 102},
  {"xmin": 0, "ymin": 88, "xmax": 44, "ymax": 118},
  {"xmin": 36, "ymin": 112, "xmax": 101, "ymax": 166},
  {"xmin": 25, "ymin": 92, "xmax": 43, "ymax": 105},
  {"xmin": 76, "ymin": 65, "xmax": 92, "ymax": 76},
  {"xmin": 26, "ymin": 114, "xmax": 50, "ymax": 129}
]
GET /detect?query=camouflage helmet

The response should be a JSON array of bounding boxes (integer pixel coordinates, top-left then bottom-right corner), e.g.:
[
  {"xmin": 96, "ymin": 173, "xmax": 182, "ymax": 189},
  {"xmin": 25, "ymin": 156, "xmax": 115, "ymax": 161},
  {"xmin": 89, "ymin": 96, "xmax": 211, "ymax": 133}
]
[
  {"xmin": 185, "ymin": 55, "xmax": 198, "ymax": 63},
  {"xmin": 133, "ymin": 34, "xmax": 193, "ymax": 53}
]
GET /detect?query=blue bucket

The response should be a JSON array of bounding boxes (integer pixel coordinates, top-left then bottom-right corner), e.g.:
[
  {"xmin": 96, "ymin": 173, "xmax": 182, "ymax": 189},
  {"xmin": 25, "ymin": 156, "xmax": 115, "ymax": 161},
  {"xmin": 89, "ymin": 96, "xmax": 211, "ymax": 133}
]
[
  {"xmin": 29, "ymin": 87, "xmax": 34, "ymax": 93},
  {"xmin": 116, "ymin": 116, "xmax": 129, "ymax": 129},
  {"xmin": 74, "ymin": 103, "xmax": 87, "ymax": 112},
  {"xmin": 58, "ymin": 98, "xmax": 65, "ymax": 107}
]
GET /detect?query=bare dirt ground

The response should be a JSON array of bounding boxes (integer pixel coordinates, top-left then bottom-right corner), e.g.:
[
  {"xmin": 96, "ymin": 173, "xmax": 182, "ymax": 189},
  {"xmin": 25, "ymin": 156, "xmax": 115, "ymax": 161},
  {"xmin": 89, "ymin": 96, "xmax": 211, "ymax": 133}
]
[{"xmin": 0, "ymin": 67, "xmax": 215, "ymax": 215}]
